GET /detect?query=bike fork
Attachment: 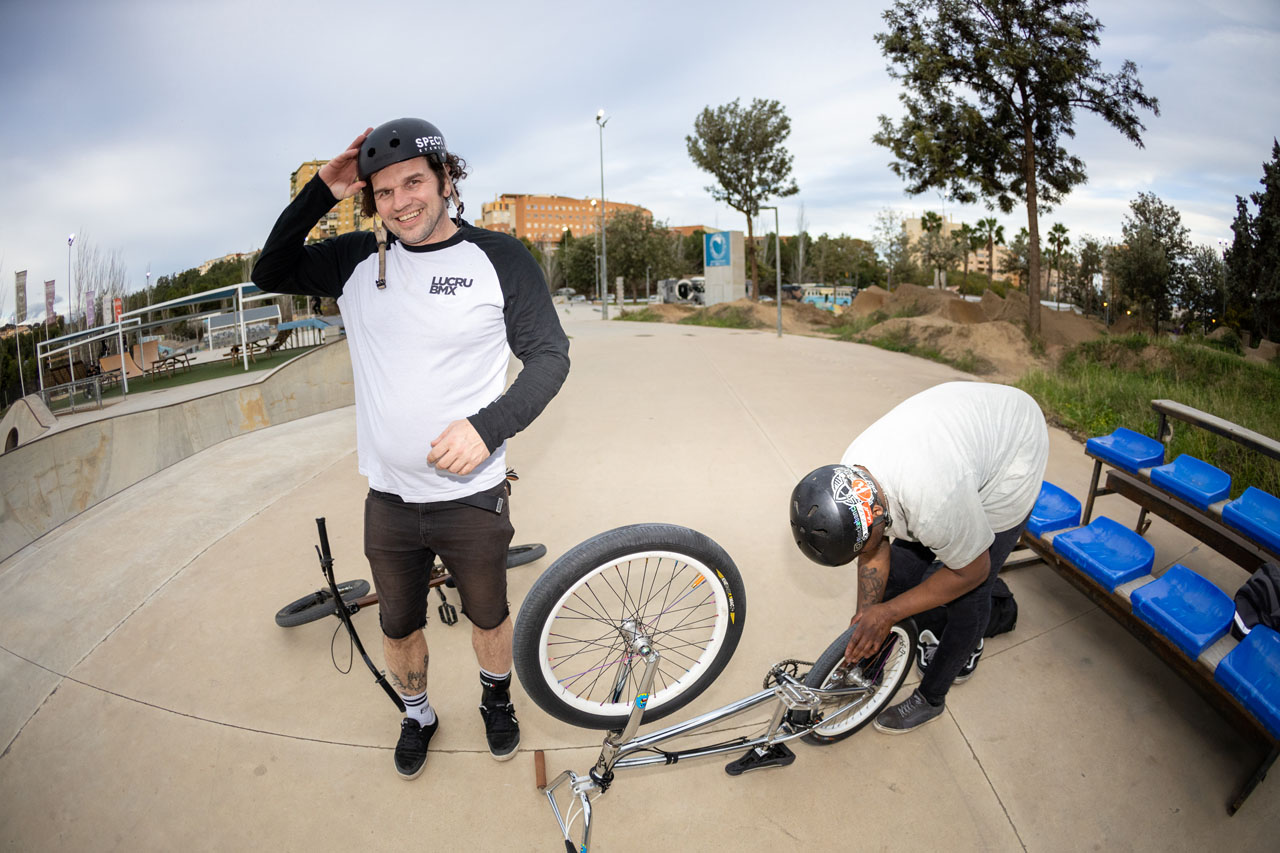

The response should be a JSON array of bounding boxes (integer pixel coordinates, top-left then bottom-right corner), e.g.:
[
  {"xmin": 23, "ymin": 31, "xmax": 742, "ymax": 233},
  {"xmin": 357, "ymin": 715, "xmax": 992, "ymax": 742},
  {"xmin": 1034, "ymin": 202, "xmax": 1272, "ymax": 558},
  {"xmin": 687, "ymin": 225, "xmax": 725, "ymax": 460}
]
[{"xmin": 540, "ymin": 633, "xmax": 662, "ymax": 852}]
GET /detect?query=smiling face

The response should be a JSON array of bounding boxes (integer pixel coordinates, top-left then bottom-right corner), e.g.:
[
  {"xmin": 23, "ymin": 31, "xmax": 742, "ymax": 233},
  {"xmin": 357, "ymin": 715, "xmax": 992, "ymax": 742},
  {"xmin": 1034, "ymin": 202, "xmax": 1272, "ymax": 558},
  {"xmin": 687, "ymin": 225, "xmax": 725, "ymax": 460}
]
[{"xmin": 369, "ymin": 156, "xmax": 457, "ymax": 246}]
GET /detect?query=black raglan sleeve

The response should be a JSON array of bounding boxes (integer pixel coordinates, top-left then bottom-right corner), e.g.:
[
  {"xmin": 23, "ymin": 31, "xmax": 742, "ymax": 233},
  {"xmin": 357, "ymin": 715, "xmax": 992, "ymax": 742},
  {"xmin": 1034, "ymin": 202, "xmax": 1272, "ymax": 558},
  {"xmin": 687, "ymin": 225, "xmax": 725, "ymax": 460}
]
[
  {"xmin": 467, "ymin": 229, "xmax": 571, "ymax": 451},
  {"xmin": 251, "ymin": 174, "xmax": 378, "ymax": 298}
]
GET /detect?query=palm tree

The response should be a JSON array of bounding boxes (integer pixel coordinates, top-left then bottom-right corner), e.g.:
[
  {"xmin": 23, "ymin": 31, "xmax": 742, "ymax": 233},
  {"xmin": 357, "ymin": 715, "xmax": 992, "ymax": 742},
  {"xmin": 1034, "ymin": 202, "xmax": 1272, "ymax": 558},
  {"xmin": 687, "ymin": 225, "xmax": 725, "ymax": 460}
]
[
  {"xmin": 975, "ymin": 217, "xmax": 1005, "ymax": 292},
  {"xmin": 1047, "ymin": 223, "xmax": 1071, "ymax": 306}
]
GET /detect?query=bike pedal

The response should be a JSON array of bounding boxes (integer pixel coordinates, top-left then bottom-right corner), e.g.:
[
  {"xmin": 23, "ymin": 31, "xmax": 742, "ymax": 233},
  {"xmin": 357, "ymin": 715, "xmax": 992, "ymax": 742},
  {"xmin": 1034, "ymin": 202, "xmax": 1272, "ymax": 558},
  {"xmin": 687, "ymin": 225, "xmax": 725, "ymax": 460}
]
[
  {"xmin": 435, "ymin": 588, "xmax": 459, "ymax": 626},
  {"xmin": 723, "ymin": 742, "xmax": 796, "ymax": 776}
]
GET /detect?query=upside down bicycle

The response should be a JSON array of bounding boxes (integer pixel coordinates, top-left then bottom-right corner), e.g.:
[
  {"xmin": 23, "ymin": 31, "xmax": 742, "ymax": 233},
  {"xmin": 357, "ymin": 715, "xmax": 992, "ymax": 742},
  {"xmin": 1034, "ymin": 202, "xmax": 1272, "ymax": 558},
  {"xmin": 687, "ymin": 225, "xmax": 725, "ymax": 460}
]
[{"xmin": 510, "ymin": 523, "xmax": 917, "ymax": 852}]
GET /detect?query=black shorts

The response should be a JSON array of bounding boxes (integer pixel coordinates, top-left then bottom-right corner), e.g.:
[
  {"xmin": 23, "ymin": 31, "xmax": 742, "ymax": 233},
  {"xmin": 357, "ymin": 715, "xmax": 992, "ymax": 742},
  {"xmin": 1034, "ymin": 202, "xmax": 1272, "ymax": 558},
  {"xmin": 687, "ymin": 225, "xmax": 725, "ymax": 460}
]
[{"xmin": 363, "ymin": 483, "xmax": 515, "ymax": 636}]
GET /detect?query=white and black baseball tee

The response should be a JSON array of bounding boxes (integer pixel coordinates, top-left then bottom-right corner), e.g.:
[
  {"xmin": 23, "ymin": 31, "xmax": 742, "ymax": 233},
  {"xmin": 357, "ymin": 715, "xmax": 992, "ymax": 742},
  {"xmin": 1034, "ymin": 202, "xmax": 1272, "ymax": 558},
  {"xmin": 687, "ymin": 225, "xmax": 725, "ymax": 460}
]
[{"xmin": 253, "ymin": 175, "xmax": 570, "ymax": 502}]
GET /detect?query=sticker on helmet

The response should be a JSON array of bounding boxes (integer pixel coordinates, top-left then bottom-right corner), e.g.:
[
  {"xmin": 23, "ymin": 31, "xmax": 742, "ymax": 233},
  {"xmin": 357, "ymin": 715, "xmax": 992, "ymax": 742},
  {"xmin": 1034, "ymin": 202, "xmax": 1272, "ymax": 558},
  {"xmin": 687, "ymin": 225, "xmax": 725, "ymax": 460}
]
[
  {"xmin": 830, "ymin": 465, "xmax": 876, "ymax": 541},
  {"xmin": 416, "ymin": 136, "xmax": 444, "ymax": 151}
]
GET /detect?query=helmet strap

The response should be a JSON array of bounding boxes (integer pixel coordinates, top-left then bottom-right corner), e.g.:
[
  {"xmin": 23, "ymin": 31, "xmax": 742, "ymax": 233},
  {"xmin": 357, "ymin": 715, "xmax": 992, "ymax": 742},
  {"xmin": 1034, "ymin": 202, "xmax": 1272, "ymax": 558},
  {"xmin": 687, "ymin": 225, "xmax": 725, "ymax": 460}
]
[{"xmin": 374, "ymin": 218, "xmax": 388, "ymax": 290}]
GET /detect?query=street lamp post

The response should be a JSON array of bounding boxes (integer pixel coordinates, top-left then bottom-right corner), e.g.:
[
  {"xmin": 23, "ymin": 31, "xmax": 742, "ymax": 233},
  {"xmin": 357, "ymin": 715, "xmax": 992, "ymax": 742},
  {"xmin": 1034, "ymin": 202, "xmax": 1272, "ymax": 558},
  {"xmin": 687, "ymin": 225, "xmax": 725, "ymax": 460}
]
[
  {"xmin": 759, "ymin": 206, "xmax": 782, "ymax": 338},
  {"xmin": 67, "ymin": 233, "xmax": 77, "ymax": 385},
  {"xmin": 1217, "ymin": 238, "xmax": 1229, "ymax": 326},
  {"xmin": 596, "ymin": 108, "xmax": 610, "ymax": 320}
]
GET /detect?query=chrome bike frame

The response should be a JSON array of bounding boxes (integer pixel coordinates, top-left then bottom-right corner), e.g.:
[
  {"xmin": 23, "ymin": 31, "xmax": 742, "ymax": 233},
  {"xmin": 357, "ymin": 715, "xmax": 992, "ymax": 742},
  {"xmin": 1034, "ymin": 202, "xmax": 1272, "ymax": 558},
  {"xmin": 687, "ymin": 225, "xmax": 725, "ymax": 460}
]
[{"xmin": 536, "ymin": 629, "xmax": 904, "ymax": 852}]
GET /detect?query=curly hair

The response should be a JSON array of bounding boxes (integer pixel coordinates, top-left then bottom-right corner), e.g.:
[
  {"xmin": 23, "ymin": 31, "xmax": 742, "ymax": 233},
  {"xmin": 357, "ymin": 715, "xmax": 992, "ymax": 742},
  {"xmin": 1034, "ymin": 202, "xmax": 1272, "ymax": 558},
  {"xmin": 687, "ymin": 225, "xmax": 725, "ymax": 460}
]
[{"xmin": 361, "ymin": 151, "xmax": 469, "ymax": 219}]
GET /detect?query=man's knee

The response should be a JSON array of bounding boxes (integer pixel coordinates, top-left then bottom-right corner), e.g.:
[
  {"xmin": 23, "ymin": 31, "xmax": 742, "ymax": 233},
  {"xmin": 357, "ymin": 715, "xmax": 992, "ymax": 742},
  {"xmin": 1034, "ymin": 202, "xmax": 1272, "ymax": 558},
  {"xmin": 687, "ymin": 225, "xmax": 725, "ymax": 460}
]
[{"xmin": 380, "ymin": 613, "xmax": 427, "ymax": 641}]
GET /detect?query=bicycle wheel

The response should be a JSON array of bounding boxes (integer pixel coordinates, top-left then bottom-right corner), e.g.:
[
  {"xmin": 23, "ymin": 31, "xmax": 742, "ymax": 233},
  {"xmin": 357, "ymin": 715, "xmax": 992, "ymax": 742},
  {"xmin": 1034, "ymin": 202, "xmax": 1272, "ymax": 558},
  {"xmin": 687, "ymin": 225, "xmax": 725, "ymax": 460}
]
[
  {"xmin": 506, "ymin": 543, "xmax": 547, "ymax": 569},
  {"xmin": 801, "ymin": 619, "xmax": 917, "ymax": 744},
  {"xmin": 513, "ymin": 524, "xmax": 746, "ymax": 730},
  {"xmin": 274, "ymin": 579, "xmax": 372, "ymax": 628}
]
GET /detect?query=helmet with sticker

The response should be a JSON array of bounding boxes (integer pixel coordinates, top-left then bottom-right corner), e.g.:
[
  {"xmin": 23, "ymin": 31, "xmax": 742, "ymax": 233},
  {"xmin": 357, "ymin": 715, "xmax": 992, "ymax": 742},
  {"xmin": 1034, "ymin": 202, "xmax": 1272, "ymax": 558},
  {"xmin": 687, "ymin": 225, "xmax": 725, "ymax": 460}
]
[{"xmin": 789, "ymin": 464, "xmax": 883, "ymax": 566}]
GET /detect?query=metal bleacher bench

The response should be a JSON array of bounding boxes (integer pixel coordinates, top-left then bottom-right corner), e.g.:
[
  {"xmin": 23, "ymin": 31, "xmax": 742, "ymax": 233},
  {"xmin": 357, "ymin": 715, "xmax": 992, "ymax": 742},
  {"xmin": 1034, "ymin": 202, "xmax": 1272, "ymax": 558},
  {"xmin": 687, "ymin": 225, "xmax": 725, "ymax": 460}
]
[{"xmin": 1020, "ymin": 399, "xmax": 1280, "ymax": 814}]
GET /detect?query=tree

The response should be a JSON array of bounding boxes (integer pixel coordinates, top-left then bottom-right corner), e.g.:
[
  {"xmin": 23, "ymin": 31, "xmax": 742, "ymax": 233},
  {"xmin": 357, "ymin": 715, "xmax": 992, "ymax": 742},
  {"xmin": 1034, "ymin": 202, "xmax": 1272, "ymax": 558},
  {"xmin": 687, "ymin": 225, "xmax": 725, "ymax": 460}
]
[
  {"xmin": 975, "ymin": 217, "xmax": 1005, "ymax": 294},
  {"xmin": 1001, "ymin": 227, "xmax": 1031, "ymax": 290},
  {"xmin": 872, "ymin": 0, "xmax": 1158, "ymax": 339},
  {"xmin": 915, "ymin": 211, "xmax": 961, "ymax": 288},
  {"xmin": 686, "ymin": 98, "xmax": 799, "ymax": 300},
  {"xmin": 872, "ymin": 209, "xmax": 914, "ymax": 290},
  {"xmin": 1064, "ymin": 235, "xmax": 1105, "ymax": 315},
  {"xmin": 1182, "ymin": 246, "xmax": 1226, "ymax": 334},
  {"xmin": 1046, "ymin": 223, "xmax": 1071, "ymax": 303},
  {"xmin": 1225, "ymin": 140, "xmax": 1280, "ymax": 341},
  {"xmin": 1110, "ymin": 192, "xmax": 1189, "ymax": 333}
]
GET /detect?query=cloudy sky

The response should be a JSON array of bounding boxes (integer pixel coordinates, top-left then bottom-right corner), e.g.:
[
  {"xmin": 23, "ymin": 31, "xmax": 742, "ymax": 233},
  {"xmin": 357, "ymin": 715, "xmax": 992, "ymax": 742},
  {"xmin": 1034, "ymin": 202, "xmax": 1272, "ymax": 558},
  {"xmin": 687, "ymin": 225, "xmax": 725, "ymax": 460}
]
[{"xmin": 2, "ymin": 0, "xmax": 1277, "ymax": 321}]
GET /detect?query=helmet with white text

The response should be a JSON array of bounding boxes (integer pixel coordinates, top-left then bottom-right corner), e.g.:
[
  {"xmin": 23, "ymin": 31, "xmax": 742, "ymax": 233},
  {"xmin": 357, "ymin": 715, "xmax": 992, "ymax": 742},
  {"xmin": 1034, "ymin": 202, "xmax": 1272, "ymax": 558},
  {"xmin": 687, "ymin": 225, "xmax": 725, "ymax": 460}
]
[{"xmin": 357, "ymin": 117, "xmax": 448, "ymax": 181}]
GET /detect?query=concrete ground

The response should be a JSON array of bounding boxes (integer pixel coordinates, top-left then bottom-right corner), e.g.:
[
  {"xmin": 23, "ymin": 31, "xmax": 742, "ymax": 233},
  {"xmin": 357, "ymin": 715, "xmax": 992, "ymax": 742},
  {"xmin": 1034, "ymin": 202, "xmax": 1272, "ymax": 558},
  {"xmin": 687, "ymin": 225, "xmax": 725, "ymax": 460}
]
[{"xmin": 1, "ymin": 303, "xmax": 1276, "ymax": 851}]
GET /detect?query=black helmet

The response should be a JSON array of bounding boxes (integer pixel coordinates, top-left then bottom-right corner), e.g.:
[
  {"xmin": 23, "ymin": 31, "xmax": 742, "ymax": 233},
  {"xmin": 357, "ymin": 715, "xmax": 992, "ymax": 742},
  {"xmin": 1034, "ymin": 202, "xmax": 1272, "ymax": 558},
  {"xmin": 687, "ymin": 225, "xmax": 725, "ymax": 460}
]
[
  {"xmin": 790, "ymin": 464, "xmax": 883, "ymax": 566},
  {"xmin": 358, "ymin": 118, "xmax": 448, "ymax": 180}
]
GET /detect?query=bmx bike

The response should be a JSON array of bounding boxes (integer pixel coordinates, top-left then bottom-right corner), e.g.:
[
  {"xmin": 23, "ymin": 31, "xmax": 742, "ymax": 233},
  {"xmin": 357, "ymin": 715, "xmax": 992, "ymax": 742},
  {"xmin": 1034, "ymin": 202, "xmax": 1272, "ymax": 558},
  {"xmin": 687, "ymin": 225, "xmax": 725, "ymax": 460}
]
[{"xmin": 512, "ymin": 523, "xmax": 918, "ymax": 852}]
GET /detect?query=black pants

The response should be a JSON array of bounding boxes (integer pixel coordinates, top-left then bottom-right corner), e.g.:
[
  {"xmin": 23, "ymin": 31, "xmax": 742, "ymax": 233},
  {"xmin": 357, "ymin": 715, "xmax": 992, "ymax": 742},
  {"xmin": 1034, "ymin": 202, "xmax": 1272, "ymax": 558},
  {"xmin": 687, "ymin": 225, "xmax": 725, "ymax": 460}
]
[{"xmin": 883, "ymin": 516, "xmax": 1028, "ymax": 704}]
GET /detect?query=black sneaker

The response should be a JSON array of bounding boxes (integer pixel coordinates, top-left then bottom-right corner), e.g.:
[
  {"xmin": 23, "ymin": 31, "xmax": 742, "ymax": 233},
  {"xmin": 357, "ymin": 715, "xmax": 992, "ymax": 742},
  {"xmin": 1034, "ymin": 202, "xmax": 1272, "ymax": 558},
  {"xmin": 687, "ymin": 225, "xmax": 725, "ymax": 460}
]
[
  {"xmin": 873, "ymin": 688, "xmax": 945, "ymax": 734},
  {"xmin": 479, "ymin": 700, "xmax": 520, "ymax": 761},
  {"xmin": 954, "ymin": 638, "xmax": 984, "ymax": 683},
  {"xmin": 395, "ymin": 717, "xmax": 438, "ymax": 780}
]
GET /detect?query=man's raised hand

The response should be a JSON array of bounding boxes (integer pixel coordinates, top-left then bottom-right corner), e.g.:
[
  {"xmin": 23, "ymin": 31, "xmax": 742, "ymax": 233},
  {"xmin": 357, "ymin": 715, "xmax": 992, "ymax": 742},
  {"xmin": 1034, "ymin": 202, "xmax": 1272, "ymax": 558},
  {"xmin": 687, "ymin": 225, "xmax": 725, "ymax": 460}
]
[{"xmin": 318, "ymin": 128, "xmax": 373, "ymax": 200}]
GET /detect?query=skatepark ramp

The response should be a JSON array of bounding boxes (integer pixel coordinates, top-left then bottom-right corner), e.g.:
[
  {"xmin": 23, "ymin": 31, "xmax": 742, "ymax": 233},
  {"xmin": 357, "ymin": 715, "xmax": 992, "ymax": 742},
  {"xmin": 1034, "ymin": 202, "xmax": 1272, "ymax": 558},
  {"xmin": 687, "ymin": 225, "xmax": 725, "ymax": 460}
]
[{"xmin": 0, "ymin": 340, "xmax": 354, "ymax": 563}]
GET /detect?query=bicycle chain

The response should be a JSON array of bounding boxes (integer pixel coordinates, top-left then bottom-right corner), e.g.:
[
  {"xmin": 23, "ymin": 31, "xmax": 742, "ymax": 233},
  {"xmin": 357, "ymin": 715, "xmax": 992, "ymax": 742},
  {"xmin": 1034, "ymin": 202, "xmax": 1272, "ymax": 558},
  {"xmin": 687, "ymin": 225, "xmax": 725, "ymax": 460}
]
[{"xmin": 763, "ymin": 659, "xmax": 814, "ymax": 689}]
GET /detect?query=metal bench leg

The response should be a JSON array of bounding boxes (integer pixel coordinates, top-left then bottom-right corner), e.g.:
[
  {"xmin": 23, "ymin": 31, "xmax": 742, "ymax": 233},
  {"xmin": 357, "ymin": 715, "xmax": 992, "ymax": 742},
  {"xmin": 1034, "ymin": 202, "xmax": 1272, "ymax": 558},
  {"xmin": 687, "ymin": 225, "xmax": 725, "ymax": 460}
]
[
  {"xmin": 1135, "ymin": 507, "xmax": 1151, "ymax": 535},
  {"xmin": 1229, "ymin": 745, "xmax": 1278, "ymax": 816},
  {"xmin": 1082, "ymin": 460, "xmax": 1103, "ymax": 525}
]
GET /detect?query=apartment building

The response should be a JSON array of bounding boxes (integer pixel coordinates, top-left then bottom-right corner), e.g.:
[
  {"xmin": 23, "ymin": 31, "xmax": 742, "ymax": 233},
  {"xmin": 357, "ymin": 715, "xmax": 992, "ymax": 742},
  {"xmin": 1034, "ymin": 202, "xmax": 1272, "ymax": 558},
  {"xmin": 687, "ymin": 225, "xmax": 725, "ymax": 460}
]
[
  {"xmin": 478, "ymin": 194, "xmax": 651, "ymax": 244},
  {"xmin": 290, "ymin": 160, "xmax": 369, "ymax": 241},
  {"xmin": 904, "ymin": 214, "xmax": 1011, "ymax": 281}
]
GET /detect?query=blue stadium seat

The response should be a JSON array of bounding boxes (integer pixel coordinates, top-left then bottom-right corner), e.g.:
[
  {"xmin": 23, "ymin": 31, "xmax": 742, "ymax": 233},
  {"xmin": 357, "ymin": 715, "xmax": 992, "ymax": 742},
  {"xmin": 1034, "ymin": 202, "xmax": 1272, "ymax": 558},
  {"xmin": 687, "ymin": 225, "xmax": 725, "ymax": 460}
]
[
  {"xmin": 1028, "ymin": 481, "xmax": 1082, "ymax": 536},
  {"xmin": 1215, "ymin": 625, "xmax": 1280, "ymax": 739},
  {"xmin": 1053, "ymin": 516, "xmax": 1156, "ymax": 591},
  {"xmin": 1223, "ymin": 487, "xmax": 1280, "ymax": 554},
  {"xmin": 1150, "ymin": 455, "xmax": 1232, "ymax": 510},
  {"xmin": 1130, "ymin": 565, "xmax": 1234, "ymax": 657},
  {"xmin": 1085, "ymin": 427, "xmax": 1164, "ymax": 473}
]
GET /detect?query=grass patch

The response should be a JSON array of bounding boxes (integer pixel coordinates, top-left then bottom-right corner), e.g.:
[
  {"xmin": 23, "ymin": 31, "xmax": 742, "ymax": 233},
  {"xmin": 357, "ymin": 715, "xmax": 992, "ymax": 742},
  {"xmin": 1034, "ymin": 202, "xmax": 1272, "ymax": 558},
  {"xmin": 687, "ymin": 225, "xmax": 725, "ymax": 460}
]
[
  {"xmin": 677, "ymin": 305, "xmax": 763, "ymax": 329},
  {"xmin": 44, "ymin": 345, "xmax": 321, "ymax": 412},
  {"xmin": 616, "ymin": 308, "xmax": 665, "ymax": 323},
  {"xmin": 1017, "ymin": 334, "xmax": 1280, "ymax": 497}
]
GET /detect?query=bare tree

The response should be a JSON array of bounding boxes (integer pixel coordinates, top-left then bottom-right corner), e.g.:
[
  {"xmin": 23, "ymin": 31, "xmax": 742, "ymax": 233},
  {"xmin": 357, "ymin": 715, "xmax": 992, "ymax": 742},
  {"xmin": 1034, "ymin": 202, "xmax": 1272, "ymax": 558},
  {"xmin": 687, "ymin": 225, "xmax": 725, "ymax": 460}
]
[{"xmin": 793, "ymin": 203, "xmax": 808, "ymax": 284}]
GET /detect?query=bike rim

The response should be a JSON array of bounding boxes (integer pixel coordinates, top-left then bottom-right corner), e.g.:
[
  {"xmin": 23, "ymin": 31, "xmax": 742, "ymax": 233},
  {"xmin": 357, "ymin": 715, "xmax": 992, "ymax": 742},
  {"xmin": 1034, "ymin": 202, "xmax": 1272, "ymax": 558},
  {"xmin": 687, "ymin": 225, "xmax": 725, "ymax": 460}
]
[
  {"xmin": 536, "ymin": 550, "xmax": 733, "ymax": 719},
  {"xmin": 813, "ymin": 624, "xmax": 911, "ymax": 737}
]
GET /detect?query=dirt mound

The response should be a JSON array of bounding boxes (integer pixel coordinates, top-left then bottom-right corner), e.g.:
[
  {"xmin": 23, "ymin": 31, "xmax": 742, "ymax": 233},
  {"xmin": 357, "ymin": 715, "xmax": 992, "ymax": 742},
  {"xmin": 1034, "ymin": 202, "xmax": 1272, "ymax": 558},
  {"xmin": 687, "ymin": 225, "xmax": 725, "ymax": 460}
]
[
  {"xmin": 980, "ymin": 290, "xmax": 1006, "ymax": 321},
  {"xmin": 639, "ymin": 303, "xmax": 697, "ymax": 321},
  {"xmin": 882, "ymin": 282, "xmax": 956, "ymax": 317},
  {"xmin": 850, "ymin": 286, "xmax": 889, "ymax": 316},
  {"xmin": 944, "ymin": 299, "xmax": 987, "ymax": 324},
  {"xmin": 859, "ymin": 315, "xmax": 1038, "ymax": 379},
  {"xmin": 1040, "ymin": 307, "xmax": 1105, "ymax": 348},
  {"xmin": 679, "ymin": 299, "xmax": 833, "ymax": 334},
  {"xmin": 1246, "ymin": 339, "xmax": 1279, "ymax": 365}
]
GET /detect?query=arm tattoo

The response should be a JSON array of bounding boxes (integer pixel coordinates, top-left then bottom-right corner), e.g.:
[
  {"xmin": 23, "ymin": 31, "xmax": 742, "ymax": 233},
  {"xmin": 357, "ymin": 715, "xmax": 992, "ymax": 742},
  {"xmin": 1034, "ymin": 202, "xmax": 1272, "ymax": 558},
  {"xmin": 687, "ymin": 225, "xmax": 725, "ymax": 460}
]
[{"xmin": 858, "ymin": 561, "xmax": 886, "ymax": 612}]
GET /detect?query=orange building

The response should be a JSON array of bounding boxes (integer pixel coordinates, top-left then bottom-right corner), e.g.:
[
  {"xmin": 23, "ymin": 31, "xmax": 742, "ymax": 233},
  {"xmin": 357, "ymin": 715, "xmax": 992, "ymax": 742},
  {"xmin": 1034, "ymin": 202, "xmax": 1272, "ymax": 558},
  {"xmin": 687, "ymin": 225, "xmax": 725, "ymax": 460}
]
[
  {"xmin": 478, "ymin": 194, "xmax": 650, "ymax": 244},
  {"xmin": 291, "ymin": 161, "xmax": 369, "ymax": 241}
]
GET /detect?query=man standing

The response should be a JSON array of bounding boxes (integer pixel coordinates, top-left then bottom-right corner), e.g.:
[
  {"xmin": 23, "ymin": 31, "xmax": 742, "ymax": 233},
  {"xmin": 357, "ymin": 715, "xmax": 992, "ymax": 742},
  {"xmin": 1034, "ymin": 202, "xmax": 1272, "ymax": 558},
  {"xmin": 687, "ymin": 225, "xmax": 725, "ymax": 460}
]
[
  {"xmin": 253, "ymin": 119, "xmax": 570, "ymax": 778},
  {"xmin": 789, "ymin": 382, "xmax": 1047, "ymax": 733}
]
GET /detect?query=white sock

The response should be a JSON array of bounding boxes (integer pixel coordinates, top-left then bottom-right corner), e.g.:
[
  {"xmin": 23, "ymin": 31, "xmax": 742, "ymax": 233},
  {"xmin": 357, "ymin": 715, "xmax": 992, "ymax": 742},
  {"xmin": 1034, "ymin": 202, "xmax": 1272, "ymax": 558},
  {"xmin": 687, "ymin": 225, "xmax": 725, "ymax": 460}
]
[{"xmin": 402, "ymin": 689, "xmax": 437, "ymax": 726}]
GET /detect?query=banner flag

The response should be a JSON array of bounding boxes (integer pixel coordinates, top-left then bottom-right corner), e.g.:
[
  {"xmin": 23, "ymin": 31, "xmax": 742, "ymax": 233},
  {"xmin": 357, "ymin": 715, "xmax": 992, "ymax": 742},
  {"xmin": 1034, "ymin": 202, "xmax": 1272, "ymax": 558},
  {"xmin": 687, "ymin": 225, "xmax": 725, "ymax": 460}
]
[
  {"xmin": 86, "ymin": 289, "xmax": 96, "ymax": 328},
  {"xmin": 15, "ymin": 270, "xmax": 27, "ymax": 323},
  {"xmin": 44, "ymin": 280, "xmax": 56, "ymax": 324}
]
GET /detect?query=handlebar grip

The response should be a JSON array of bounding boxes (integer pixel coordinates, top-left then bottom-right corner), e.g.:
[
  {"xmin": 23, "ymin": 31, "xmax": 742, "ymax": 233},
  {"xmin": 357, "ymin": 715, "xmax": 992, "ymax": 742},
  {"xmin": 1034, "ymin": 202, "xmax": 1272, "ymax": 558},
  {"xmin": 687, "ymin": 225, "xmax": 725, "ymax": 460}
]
[{"xmin": 315, "ymin": 517, "xmax": 332, "ymax": 559}]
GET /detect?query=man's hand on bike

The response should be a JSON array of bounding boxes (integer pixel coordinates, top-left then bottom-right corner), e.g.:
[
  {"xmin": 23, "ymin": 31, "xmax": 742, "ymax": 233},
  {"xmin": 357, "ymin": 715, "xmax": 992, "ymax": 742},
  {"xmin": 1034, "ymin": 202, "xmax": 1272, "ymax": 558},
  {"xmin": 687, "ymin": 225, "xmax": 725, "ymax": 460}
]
[
  {"xmin": 427, "ymin": 418, "xmax": 490, "ymax": 476},
  {"xmin": 843, "ymin": 603, "xmax": 896, "ymax": 664},
  {"xmin": 318, "ymin": 128, "xmax": 373, "ymax": 200}
]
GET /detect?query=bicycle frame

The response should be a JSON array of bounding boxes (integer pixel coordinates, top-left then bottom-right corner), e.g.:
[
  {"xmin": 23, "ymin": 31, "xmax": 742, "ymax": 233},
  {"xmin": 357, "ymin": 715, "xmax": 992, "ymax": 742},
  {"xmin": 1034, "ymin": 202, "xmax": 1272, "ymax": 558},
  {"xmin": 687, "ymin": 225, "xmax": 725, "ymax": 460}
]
[{"xmin": 535, "ymin": 635, "xmax": 901, "ymax": 852}]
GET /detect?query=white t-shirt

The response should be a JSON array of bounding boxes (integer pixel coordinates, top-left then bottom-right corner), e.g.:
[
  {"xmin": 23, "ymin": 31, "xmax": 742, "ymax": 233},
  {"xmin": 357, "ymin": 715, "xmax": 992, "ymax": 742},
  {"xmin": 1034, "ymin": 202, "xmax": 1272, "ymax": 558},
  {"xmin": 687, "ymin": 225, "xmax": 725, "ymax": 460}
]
[{"xmin": 840, "ymin": 382, "xmax": 1048, "ymax": 569}]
